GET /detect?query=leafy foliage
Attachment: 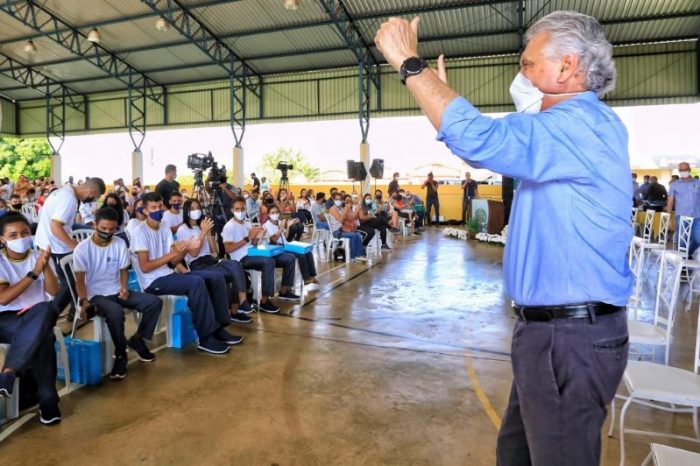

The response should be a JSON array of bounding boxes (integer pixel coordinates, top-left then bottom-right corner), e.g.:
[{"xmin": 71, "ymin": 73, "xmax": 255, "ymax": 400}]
[
  {"xmin": 255, "ymin": 147, "xmax": 320, "ymax": 186},
  {"xmin": 0, "ymin": 137, "xmax": 52, "ymax": 180}
]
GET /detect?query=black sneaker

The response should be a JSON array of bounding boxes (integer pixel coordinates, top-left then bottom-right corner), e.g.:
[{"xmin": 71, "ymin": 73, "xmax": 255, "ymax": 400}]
[
  {"xmin": 110, "ymin": 355, "xmax": 127, "ymax": 381},
  {"xmin": 0, "ymin": 371, "xmax": 16, "ymax": 397},
  {"xmin": 237, "ymin": 300, "xmax": 254, "ymax": 314},
  {"xmin": 127, "ymin": 335, "xmax": 156, "ymax": 363},
  {"xmin": 215, "ymin": 328, "xmax": 244, "ymax": 346},
  {"xmin": 197, "ymin": 335, "xmax": 230, "ymax": 354},
  {"xmin": 381, "ymin": 244, "xmax": 392, "ymax": 251},
  {"xmin": 258, "ymin": 300, "xmax": 280, "ymax": 314},
  {"xmin": 39, "ymin": 402, "xmax": 62, "ymax": 426},
  {"xmin": 230, "ymin": 311, "xmax": 253, "ymax": 324},
  {"xmin": 278, "ymin": 291, "xmax": 301, "ymax": 302}
]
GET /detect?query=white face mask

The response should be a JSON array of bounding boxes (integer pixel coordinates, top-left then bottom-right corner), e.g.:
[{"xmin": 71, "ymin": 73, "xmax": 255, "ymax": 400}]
[
  {"xmin": 5, "ymin": 237, "xmax": 32, "ymax": 254},
  {"xmin": 680, "ymin": 171, "xmax": 691, "ymax": 178},
  {"xmin": 509, "ymin": 72, "xmax": 584, "ymax": 114},
  {"xmin": 243, "ymin": 194, "xmax": 250, "ymax": 199},
  {"xmin": 234, "ymin": 211, "xmax": 246, "ymax": 221},
  {"xmin": 189, "ymin": 210, "xmax": 202, "ymax": 220},
  {"xmin": 334, "ymin": 200, "xmax": 343, "ymax": 207},
  {"xmin": 270, "ymin": 213, "xmax": 280, "ymax": 222}
]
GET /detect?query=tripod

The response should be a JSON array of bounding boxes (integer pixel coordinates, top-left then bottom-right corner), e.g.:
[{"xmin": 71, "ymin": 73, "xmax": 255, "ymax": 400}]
[{"xmin": 278, "ymin": 170, "xmax": 290, "ymax": 193}]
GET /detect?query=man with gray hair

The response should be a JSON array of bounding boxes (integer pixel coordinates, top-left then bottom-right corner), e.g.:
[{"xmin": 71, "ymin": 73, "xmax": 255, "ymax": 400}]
[
  {"xmin": 666, "ymin": 162, "xmax": 700, "ymax": 255},
  {"xmin": 376, "ymin": 10, "xmax": 631, "ymax": 466}
]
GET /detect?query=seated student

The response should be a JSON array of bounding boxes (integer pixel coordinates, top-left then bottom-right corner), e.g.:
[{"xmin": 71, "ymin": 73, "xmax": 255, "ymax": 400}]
[
  {"xmin": 393, "ymin": 190, "xmax": 419, "ymax": 234},
  {"xmin": 328, "ymin": 192, "xmax": 366, "ymax": 262},
  {"xmin": 405, "ymin": 190, "xmax": 425, "ymax": 230},
  {"xmin": 310, "ymin": 192, "xmax": 329, "ymax": 230},
  {"xmin": 103, "ymin": 193, "xmax": 130, "ymax": 245},
  {"xmin": 295, "ymin": 189, "xmax": 313, "ymax": 224},
  {"xmin": 277, "ymin": 189, "xmax": 304, "ymax": 241},
  {"xmin": 358, "ymin": 193, "xmax": 392, "ymax": 251},
  {"xmin": 222, "ymin": 197, "xmax": 299, "ymax": 313},
  {"xmin": 246, "ymin": 189, "xmax": 261, "ymax": 223},
  {"xmin": 344, "ymin": 194, "xmax": 375, "ymax": 247},
  {"xmin": 0, "ymin": 212, "xmax": 62, "ymax": 425},
  {"xmin": 177, "ymin": 199, "xmax": 253, "ymax": 323},
  {"xmin": 162, "ymin": 192, "xmax": 184, "ymax": 234},
  {"xmin": 73, "ymin": 207, "xmax": 162, "ymax": 380},
  {"xmin": 8, "ymin": 194, "xmax": 22, "ymax": 212},
  {"xmin": 374, "ymin": 190, "xmax": 400, "ymax": 232},
  {"xmin": 125, "ymin": 198, "xmax": 146, "ymax": 242},
  {"xmin": 263, "ymin": 206, "xmax": 319, "ymax": 285},
  {"xmin": 325, "ymin": 187, "xmax": 338, "ymax": 210},
  {"xmin": 131, "ymin": 192, "xmax": 241, "ymax": 354},
  {"xmin": 259, "ymin": 192, "xmax": 274, "ymax": 225}
]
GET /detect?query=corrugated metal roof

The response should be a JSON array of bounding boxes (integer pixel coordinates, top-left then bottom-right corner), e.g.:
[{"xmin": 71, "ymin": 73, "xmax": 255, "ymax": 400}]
[{"xmin": 0, "ymin": 0, "xmax": 696, "ymax": 102}]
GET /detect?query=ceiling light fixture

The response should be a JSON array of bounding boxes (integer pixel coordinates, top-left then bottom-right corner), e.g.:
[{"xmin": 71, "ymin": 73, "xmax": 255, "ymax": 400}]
[
  {"xmin": 284, "ymin": 0, "xmax": 300, "ymax": 10},
  {"xmin": 87, "ymin": 28, "xmax": 101, "ymax": 43},
  {"xmin": 155, "ymin": 17, "xmax": 170, "ymax": 31},
  {"xmin": 23, "ymin": 40, "xmax": 37, "ymax": 53}
]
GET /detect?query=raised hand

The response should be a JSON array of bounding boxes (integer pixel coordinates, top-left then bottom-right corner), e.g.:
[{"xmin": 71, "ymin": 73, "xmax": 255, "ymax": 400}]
[
  {"xmin": 201, "ymin": 217, "xmax": 215, "ymax": 234},
  {"xmin": 375, "ymin": 17, "xmax": 420, "ymax": 71},
  {"xmin": 437, "ymin": 54, "xmax": 448, "ymax": 84}
]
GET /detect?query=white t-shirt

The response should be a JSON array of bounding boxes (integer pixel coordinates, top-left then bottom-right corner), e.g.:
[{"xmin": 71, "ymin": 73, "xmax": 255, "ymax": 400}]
[
  {"xmin": 125, "ymin": 218, "xmax": 143, "ymax": 245},
  {"xmin": 0, "ymin": 250, "xmax": 47, "ymax": 312},
  {"xmin": 130, "ymin": 221, "xmax": 173, "ymax": 289},
  {"xmin": 262, "ymin": 220, "xmax": 285, "ymax": 245},
  {"xmin": 78, "ymin": 201, "xmax": 97, "ymax": 224},
  {"xmin": 176, "ymin": 224, "xmax": 212, "ymax": 265},
  {"xmin": 73, "ymin": 235, "xmax": 130, "ymax": 300},
  {"xmin": 35, "ymin": 184, "xmax": 79, "ymax": 254},
  {"xmin": 162, "ymin": 210, "xmax": 183, "ymax": 231},
  {"xmin": 222, "ymin": 219, "xmax": 252, "ymax": 262}
]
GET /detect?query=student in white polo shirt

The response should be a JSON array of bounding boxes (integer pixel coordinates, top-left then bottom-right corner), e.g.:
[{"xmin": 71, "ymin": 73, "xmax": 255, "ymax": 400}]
[
  {"xmin": 35, "ymin": 177, "xmax": 106, "ymax": 322},
  {"xmin": 162, "ymin": 192, "xmax": 184, "ymax": 235},
  {"xmin": 131, "ymin": 192, "xmax": 240, "ymax": 354},
  {"xmin": 0, "ymin": 212, "xmax": 62, "ymax": 425},
  {"xmin": 263, "ymin": 205, "xmax": 319, "ymax": 285},
  {"xmin": 73, "ymin": 207, "xmax": 163, "ymax": 380},
  {"xmin": 222, "ymin": 197, "xmax": 299, "ymax": 314}
]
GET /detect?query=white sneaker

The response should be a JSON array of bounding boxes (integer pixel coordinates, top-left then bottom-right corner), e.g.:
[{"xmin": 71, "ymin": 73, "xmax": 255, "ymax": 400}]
[{"xmin": 354, "ymin": 256, "xmax": 368, "ymax": 262}]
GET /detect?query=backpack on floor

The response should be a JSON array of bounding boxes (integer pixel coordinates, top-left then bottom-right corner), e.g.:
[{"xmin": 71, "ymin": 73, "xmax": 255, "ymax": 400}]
[{"xmin": 333, "ymin": 247, "xmax": 346, "ymax": 262}]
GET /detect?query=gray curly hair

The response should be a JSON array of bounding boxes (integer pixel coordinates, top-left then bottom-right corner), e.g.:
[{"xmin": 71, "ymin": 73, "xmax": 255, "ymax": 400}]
[{"xmin": 525, "ymin": 11, "xmax": 616, "ymax": 96}]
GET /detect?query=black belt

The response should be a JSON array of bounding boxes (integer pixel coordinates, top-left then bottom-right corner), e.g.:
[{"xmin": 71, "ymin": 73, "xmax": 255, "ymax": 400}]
[{"xmin": 512, "ymin": 302, "xmax": 625, "ymax": 322}]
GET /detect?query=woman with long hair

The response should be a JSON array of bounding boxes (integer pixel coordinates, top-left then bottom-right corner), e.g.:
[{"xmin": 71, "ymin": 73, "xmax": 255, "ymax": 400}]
[{"xmin": 263, "ymin": 205, "xmax": 319, "ymax": 285}]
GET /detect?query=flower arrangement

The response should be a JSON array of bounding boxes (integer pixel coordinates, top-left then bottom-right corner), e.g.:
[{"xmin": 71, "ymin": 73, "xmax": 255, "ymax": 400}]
[{"xmin": 444, "ymin": 225, "xmax": 507, "ymax": 246}]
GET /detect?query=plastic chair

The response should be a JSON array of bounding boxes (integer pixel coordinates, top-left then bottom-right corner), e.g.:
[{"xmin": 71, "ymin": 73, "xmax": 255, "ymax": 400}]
[
  {"xmin": 20, "ymin": 202, "xmax": 39, "ymax": 223},
  {"xmin": 310, "ymin": 215, "xmax": 332, "ymax": 254},
  {"xmin": 641, "ymin": 209, "xmax": 655, "ymax": 243},
  {"xmin": 325, "ymin": 235, "xmax": 350, "ymax": 264},
  {"xmin": 70, "ymin": 229, "xmax": 94, "ymax": 243},
  {"xmin": 628, "ymin": 252, "xmax": 683, "ymax": 365},
  {"xmin": 642, "ymin": 443, "xmax": 700, "ymax": 466},
  {"xmin": 609, "ymin": 299, "xmax": 700, "ymax": 466}
]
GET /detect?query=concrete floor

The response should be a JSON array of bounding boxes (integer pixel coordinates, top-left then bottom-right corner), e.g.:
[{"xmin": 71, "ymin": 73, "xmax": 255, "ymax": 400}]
[{"xmin": 1, "ymin": 229, "xmax": 699, "ymax": 465}]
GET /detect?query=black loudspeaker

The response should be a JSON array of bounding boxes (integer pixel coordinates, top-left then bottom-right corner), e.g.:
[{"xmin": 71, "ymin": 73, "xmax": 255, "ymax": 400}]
[
  {"xmin": 347, "ymin": 160, "xmax": 358, "ymax": 180},
  {"xmin": 356, "ymin": 162, "xmax": 367, "ymax": 181},
  {"xmin": 369, "ymin": 159, "xmax": 384, "ymax": 179}
]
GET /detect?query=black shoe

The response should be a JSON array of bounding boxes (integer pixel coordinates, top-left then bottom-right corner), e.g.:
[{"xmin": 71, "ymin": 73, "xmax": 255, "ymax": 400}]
[
  {"xmin": 237, "ymin": 300, "xmax": 254, "ymax": 314},
  {"xmin": 230, "ymin": 311, "xmax": 253, "ymax": 324},
  {"xmin": 381, "ymin": 244, "xmax": 392, "ymax": 251},
  {"xmin": 258, "ymin": 300, "xmax": 280, "ymax": 314},
  {"xmin": 110, "ymin": 355, "xmax": 127, "ymax": 381},
  {"xmin": 215, "ymin": 328, "xmax": 244, "ymax": 346},
  {"xmin": 0, "ymin": 371, "xmax": 16, "ymax": 397},
  {"xmin": 39, "ymin": 402, "xmax": 62, "ymax": 426},
  {"xmin": 197, "ymin": 335, "xmax": 230, "ymax": 354},
  {"xmin": 127, "ymin": 335, "xmax": 155, "ymax": 362},
  {"xmin": 278, "ymin": 291, "xmax": 301, "ymax": 302}
]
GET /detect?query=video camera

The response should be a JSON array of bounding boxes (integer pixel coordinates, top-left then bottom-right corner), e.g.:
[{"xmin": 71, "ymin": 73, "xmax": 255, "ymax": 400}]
[{"xmin": 187, "ymin": 151, "xmax": 227, "ymax": 185}]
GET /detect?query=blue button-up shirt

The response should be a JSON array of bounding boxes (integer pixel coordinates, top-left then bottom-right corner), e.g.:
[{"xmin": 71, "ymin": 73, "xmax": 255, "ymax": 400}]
[
  {"xmin": 437, "ymin": 92, "xmax": 633, "ymax": 306},
  {"xmin": 668, "ymin": 179, "xmax": 700, "ymax": 218}
]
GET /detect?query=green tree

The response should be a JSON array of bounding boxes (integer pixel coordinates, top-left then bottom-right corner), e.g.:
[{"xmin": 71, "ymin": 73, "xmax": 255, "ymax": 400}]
[
  {"xmin": 256, "ymin": 147, "xmax": 320, "ymax": 186},
  {"xmin": 0, "ymin": 137, "xmax": 52, "ymax": 180}
]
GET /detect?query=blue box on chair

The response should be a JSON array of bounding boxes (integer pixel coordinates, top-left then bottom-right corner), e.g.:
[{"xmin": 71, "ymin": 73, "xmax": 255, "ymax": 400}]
[
  {"xmin": 56, "ymin": 338, "xmax": 102, "ymax": 385},
  {"xmin": 169, "ymin": 303, "xmax": 197, "ymax": 349},
  {"xmin": 284, "ymin": 241, "xmax": 313, "ymax": 254},
  {"xmin": 248, "ymin": 245, "xmax": 284, "ymax": 257},
  {"xmin": 127, "ymin": 269, "xmax": 141, "ymax": 292}
]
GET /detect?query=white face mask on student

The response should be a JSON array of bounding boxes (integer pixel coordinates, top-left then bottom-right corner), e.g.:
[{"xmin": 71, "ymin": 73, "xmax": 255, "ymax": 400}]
[
  {"xmin": 270, "ymin": 213, "xmax": 280, "ymax": 222},
  {"xmin": 234, "ymin": 211, "xmax": 246, "ymax": 221},
  {"xmin": 680, "ymin": 171, "xmax": 691, "ymax": 179},
  {"xmin": 5, "ymin": 237, "xmax": 32, "ymax": 254},
  {"xmin": 189, "ymin": 210, "xmax": 202, "ymax": 220},
  {"xmin": 509, "ymin": 72, "xmax": 585, "ymax": 114}
]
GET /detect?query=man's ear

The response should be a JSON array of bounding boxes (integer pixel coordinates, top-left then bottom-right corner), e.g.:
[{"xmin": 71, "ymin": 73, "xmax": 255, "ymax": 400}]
[{"xmin": 557, "ymin": 54, "xmax": 580, "ymax": 84}]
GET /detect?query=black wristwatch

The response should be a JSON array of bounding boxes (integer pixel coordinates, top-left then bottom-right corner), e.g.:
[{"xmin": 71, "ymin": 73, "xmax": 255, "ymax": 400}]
[
  {"xmin": 243, "ymin": 237, "xmax": 250, "ymax": 243},
  {"xmin": 400, "ymin": 56, "xmax": 429, "ymax": 85},
  {"xmin": 26, "ymin": 271, "xmax": 38, "ymax": 281}
]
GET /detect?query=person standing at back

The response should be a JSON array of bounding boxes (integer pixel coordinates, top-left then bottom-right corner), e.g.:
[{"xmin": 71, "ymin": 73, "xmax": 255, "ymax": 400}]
[
  {"xmin": 35, "ymin": 177, "xmax": 106, "ymax": 321},
  {"xmin": 422, "ymin": 172, "xmax": 440, "ymax": 226},
  {"xmin": 387, "ymin": 172, "xmax": 400, "ymax": 197},
  {"xmin": 666, "ymin": 162, "xmax": 700, "ymax": 255},
  {"xmin": 461, "ymin": 171, "xmax": 478, "ymax": 223},
  {"xmin": 155, "ymin": 164, "xmax": 178, "ymax": 208},
  {"xmin": 377, "ymin": 10, "xmax": 631, "ymax": 466},
  {"xmin": 251, "ymin": 172, "xmax": 261, "ymax": 190}
]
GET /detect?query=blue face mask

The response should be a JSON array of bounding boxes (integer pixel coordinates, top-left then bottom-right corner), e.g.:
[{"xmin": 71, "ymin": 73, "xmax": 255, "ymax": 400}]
[
  {"xmin": 149, "ymin": 210, "xmax": 164, "ymax": 222},
  {"xmin": 0, "ymin": 209, "xmax": 6, "ymax": 216},
  {"xmin": 136, "ymin": 207, "xmax": 144, "ymax": 215},
  {"xmin": 171, "ymin": 203, "xmax": 182, "ymax": 211}
]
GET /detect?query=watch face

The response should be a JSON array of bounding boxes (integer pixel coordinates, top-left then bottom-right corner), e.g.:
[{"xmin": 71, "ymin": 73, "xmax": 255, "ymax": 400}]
[{"xmin": 404, "ymin": 57, "xmax": 424, "ymax": 73}]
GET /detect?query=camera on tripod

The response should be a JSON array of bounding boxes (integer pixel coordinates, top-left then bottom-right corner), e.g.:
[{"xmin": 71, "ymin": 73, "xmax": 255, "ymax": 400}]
[{"xmin": 187, "ymin": 152, "xmax": 227, "ymax": 186}]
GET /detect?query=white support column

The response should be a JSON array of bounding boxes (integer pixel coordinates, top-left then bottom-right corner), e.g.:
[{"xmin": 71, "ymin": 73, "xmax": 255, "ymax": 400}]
[
  {"xmin": 360, "ymin": 142, "xmax": 370, "ymax": 194},
  {"xmin": 131, "ymin": 149, "xmax": 143, "ymax": 184},
  {"xmin": 233, "ymin": 145, "xmax": 244, "ymax": 189},
  {"xmin": 50, "ymin": 153, "xmax": 62, "ymax": 186}
]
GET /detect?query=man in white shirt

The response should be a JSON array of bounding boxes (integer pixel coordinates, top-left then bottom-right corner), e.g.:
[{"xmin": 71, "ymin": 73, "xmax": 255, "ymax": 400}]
[
  {"xmin": 35, "ymin": 177, "xmax": 106, "ymax": 322},
  {"xmin": 0, "ymin": 212, "xmax": 62, "ymax": 425},
  {"xmin": 131, "ymin": 192, "xmax": 239, "ymax": 354},
  {"xmin": 223, "ymin": 197, "xmax": 299, "ymax": 314},
  {"xmin": 73, "ymin": 207, "xmax": 162, "ymax": 380},
  {"xmin": 162, "ymin": 192, "xmax": 184, "ymax": 234}
]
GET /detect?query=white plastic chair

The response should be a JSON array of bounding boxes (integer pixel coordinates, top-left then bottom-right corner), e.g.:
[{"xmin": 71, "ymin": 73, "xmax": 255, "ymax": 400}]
[
  {"xmin": 325, "ymin": 235, "xmax": 350, "ymax": 264},
  {"xmin": 310, "ymin": 214, "xmax": 332, "ymax": 253},
  {"xmin": 628, "ymin": 237, "xmax": 647, "ymax": 316},
  {"xmin": 641, "ymin": 209, "xmax": 655, "ymax": 243},
  {"xmin": 646, "ymin": 213, "xmax": 671, "ymax": 272},
  {"xmin": 20, "ymin": 202, "xmax": 39, "ymax": 223},
  {"xmin": 628, "ymin": 252, "xmax": 683, "ymax": 365},
  {"xmin": 609, "ymin": 299, "xmax": 700, "ymax": 466},
  {"xmin": 70, "ymin": 229, "xmax": 94, "ymax": 243},
  {"xmin": 642, "ymin": 443, "xmax": 700, "ymax": 466}
]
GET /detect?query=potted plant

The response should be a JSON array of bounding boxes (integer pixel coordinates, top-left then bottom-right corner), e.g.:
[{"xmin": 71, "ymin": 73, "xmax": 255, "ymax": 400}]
[{"xmin": 466, "ymin": 217, "xmax": 480, "ymax": 239}]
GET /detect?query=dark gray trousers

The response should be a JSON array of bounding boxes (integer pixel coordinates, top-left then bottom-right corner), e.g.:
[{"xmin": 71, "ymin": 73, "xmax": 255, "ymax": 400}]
[{"xmin": 496, "ymin": 310, "xmax": 628, "ymax": 466}]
